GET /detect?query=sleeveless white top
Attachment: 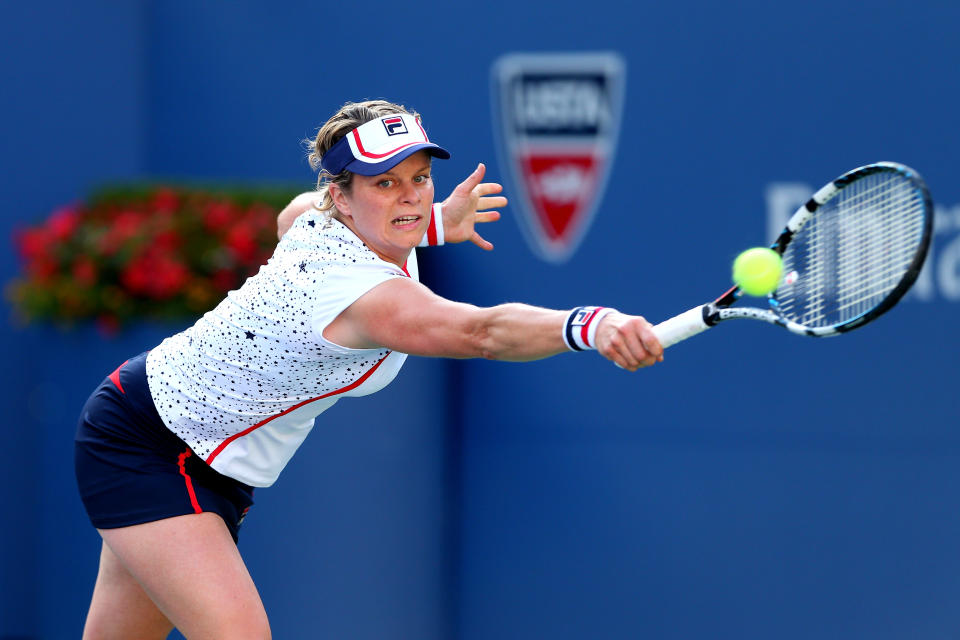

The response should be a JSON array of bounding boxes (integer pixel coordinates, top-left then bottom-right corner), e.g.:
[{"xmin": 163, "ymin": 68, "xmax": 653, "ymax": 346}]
[{"xmin": 146, "ymin": 212, "xmax": 416, "ymax": 487}]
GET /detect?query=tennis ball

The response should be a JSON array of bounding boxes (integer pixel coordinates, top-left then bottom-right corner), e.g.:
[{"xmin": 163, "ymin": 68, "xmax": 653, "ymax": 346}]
[{"xmin": 732, "ymin": 247, "xmax": 783, "ymax": 296}]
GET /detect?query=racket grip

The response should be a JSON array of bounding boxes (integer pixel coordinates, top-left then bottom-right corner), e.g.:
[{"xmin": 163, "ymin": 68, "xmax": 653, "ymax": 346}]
[{"xmin": 652, "ymin": 305, "xmax": 710, "ymax": 349}]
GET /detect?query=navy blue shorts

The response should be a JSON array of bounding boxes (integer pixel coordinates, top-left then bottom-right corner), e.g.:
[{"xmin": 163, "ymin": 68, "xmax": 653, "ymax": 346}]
[{"xmin": 74, "ymin": 352, "xmax": 255, "ymax": 543}]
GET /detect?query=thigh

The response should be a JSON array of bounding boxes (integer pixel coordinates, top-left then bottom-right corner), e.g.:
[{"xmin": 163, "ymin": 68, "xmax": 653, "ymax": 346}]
[
  {"xmin": 100, "ymin": 512, "xmax": 271, "ymax": 640},
  {"xmin": 83, "ymin": 541, "xmax": 174, "ymax": 640}
]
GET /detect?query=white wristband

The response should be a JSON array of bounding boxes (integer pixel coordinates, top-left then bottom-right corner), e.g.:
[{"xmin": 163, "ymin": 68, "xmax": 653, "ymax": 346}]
[
  {"xmin": 417, "ymin": 203, "xmax": 445, "ymax": 247},
  {"xmin": 562, "ymin": 306, "xmax": 617, "ymax": 351}
]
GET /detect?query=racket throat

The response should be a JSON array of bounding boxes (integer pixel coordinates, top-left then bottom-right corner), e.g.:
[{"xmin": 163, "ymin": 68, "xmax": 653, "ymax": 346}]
[{"xmin": 702, "ymin": 303, "xmax": 724, "ymax": 326}]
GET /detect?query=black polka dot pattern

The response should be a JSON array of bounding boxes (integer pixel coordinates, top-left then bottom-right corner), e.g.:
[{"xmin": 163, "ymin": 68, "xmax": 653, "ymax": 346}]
[{"xmin": 145, "ymin": 213, "xmax": 415, "ymax": 486}]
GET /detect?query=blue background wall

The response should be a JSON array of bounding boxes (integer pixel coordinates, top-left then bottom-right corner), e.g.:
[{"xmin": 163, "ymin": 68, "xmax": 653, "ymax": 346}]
[{"xmin": 2, "ymin": 1, "xmax": 959, "ymax": 638}]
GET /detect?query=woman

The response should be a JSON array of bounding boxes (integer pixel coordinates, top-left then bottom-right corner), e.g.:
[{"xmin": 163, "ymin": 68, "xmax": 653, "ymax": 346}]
[{"xmin": 75, "ymin": 99, "xmax": 663, "ymax": 639}]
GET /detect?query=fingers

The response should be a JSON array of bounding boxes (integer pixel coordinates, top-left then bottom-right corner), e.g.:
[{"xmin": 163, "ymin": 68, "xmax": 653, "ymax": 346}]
[
  {"xmin": 598, "ymin": 315, "xmax": 664, "ymax": 371},
  {"xmin": 619, "ymin": 328, "xmax": 650, "ymax": 370},
  {"xmin": 475, "ymin": 211, "xmax": 501, "ymax": 224},
  {"xmin": 455, "ymin": 163, "xmax": 487, "ymax": 195},
  {"xmin": 611, "ymin": 336, "xmax": 654, "ymax": 371},
  {"xmin": 640, "ymin": 325, "xmax": 665, "ymax": 364},
  {"xmin": 474, "ymin": 182, "xmax": 504, "ymax": 197},
  {"xmin": 439, "ymin": 163, "xmax": 504, "ymax": 251},
  {"xmin": 469, "ymin": 231, "xmax": 494, "ymax": 251},
  {"xmin": 465, "ymin": 211, "xmax": 499, "ymax": 250},
  {"xmin": 476, "ymin": 195, "xmax": 507, "ymax": 211}
]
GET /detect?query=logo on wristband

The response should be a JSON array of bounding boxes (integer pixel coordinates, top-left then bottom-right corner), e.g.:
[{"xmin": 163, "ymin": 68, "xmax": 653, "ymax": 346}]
[
  {"xmin": 563, "ymin": 306, "xmax": 614, "ymax": 351},
  {"xmin": 572, "ymin": 308, "xmax": 596, "ymax": 326}
]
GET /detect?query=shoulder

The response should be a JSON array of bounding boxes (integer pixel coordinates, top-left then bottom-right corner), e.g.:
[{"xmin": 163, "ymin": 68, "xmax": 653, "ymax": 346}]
[
  {"xmin": 275, "ymin": 213, "xmax": 354, "ymax": 262},
  {"xmin": 273, "ymin": 214, "xmax": 406, "ymax": 282}
]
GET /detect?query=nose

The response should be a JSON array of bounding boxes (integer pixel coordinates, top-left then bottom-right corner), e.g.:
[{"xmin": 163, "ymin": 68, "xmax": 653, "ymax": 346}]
[{"xmin": 398, "ymin": 180, "xmax": 421, "ymax": 205}]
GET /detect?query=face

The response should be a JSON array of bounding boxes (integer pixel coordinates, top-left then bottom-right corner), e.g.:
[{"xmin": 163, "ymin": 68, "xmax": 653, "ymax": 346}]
[{"xmin": 330, "ymin": 151, "xmax": 434, "ymax": 266}]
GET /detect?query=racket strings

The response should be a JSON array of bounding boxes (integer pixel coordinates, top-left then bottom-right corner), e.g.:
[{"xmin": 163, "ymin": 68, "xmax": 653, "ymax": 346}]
[
  {"xmin": 794, "ymin": 178, "xmax": 923, "ymax": 324},
  {"xmin": 833, "ymin": 182, "xmax": 922, "ymax": 303},
  {"xmin": 808, "ymin": 182, "xmax": 922, "ymax": 322},
  {"xmin": 777, "ymin": 172, "xmax": 926, "ymax": 328}
]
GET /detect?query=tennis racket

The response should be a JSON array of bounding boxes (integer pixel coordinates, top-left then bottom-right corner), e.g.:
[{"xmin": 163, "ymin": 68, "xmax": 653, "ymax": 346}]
[{"xmin": 652, "ymin": 161, "xmax": 933, "ymax": 349}]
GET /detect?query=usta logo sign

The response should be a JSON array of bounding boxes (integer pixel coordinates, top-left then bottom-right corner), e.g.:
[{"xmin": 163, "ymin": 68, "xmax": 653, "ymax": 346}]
[{"xmin": 491, "ymin": 52, "xmax": 625, "ymax": 263}]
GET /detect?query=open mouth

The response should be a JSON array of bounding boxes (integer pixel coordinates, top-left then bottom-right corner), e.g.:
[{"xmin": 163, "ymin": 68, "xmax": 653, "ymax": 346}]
[{"xmin": 392, "ymin": 215, "xmax": 421, "ymax": 226}]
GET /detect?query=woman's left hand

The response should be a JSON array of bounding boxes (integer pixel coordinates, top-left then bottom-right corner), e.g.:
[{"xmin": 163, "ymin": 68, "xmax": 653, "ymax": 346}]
[{"xmin": 441, "ymin": 163, "xmax": 506, "ymax": 250}]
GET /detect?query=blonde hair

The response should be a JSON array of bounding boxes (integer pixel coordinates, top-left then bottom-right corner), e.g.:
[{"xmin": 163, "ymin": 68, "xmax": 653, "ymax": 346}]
[{"xmin": 306, "ymin": 100, "xmax": 419, "ymax": 218}]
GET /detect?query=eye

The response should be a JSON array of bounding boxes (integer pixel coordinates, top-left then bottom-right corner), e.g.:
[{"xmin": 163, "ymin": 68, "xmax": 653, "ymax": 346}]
[
  {"xmin": 377, "ymin": 179, "xmax": 394, "ymax": 188},
  {"xmin": 413, "ymin": 174, "xmax": 431, "ymax": 184}
]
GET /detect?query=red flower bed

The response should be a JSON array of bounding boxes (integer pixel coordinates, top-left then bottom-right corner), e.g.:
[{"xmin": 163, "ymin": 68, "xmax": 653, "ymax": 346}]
[{"xmin": 8, "ymin": 184, "xmax": 298, "ymax": 331}]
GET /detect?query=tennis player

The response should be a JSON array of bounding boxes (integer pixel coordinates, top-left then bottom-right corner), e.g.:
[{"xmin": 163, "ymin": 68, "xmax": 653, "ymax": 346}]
[{"xmin": 75, "ymin": 99, "xmax": 663, "ymax": 639}]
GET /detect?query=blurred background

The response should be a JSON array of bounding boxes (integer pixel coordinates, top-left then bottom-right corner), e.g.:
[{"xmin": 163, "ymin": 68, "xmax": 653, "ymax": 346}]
[{"xmin": 2, "ymin": 1, "xmax": 959, "ymax": 638}]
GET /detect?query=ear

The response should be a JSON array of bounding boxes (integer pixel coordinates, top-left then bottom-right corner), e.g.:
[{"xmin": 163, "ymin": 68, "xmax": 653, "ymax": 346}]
[{"xmin": 329, "ymin": 183, "xmax": 352, "ymax": 217}]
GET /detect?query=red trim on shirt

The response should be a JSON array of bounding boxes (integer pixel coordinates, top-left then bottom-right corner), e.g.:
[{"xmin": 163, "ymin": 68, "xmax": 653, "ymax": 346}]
[
  {"xmin": 178, "ymin": 449, "xmax": 203, "ymax": 514},
  {"xmin": 205, "ymin": 354, "xmax": 391, "ymax": 465},
  {"xmin": 108, "ymin": 360, "xmax": 129, "ymax": 394}
]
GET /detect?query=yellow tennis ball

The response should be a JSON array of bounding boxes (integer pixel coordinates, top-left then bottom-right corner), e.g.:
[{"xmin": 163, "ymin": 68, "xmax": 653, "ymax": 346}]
[{"xmin": 732, "ymin": 247, "xmax": 783, "ymax": 296}]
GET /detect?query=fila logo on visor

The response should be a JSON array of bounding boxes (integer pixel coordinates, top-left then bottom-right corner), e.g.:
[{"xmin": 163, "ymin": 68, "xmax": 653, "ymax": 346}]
[
  {"xmin": 383, "ymin": 117, "xmax": 408, "ymax": 136},
  {"xmin": 319, "ymin": 113, "xmax": 450, "ymax": 176}
]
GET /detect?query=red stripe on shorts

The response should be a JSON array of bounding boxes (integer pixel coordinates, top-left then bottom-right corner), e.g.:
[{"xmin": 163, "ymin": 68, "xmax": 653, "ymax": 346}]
[
  {"xmin": 108, "ymin": 360, "xmax": 129, "ymax": 394},
  {"xmin": 177, "ymin": 449, "xmax": 203, "ymax": 514}
]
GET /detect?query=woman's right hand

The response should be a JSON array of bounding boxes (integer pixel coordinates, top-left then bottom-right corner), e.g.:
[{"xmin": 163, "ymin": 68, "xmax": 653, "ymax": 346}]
[{"xmin": 593, "ymin": 312, "xmax": 664, "ymax": 371}]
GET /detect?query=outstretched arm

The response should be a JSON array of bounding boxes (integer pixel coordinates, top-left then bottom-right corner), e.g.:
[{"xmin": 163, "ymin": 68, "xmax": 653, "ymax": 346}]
[{"xmin": 324, "ymin": 278, "xmax": 664, "ymax": 371}]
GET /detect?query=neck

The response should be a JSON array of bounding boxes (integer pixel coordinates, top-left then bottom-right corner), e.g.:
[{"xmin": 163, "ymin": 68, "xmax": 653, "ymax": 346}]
[{"xmin": 332, "ymin": 214, "xmax": 410, "ymax": 268}]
